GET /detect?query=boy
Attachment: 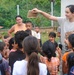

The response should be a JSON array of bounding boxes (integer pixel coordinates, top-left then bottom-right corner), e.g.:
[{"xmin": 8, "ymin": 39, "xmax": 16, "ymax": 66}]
[{"xmin": 0, "ymin": 42, "xmax": 10, "ymax": 75}]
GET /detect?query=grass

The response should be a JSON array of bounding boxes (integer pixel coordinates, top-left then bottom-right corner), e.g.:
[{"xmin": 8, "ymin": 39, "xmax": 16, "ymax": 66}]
[{"xmin": 41, "ymin": 32, "xmax": 48, "ymax": 44}]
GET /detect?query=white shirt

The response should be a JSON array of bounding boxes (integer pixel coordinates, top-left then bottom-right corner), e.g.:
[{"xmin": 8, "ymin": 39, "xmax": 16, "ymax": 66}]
[
  {"xmin": 31, "ymin": 30, "xmax": 37, "ymax": 38},
  {"xmin": 13, "ymin": 60, "xmax": 47, "ymax": 75},
  {"xmin": 35, "ymin": 32, "xmax": 41, "ymax": 39}
]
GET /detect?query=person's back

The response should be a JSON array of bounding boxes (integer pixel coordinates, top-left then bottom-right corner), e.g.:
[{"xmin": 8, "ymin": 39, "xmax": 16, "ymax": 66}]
[
  {"xmin": 9, "ymin": 50, "xmax": 25, "ymax": 75},
  {"xmin": 42, "ymin": 40, "xmax": 60, "ymax": 75},
  {"xmin": 13, "ymin": 60, "xmax": 47, "ymax": 75},
  {"xmin": 9, "ymin": 31, "xmax": 29, "ymax": 75},
  {"xmin": 13, "ymin": 36, "xmax": 47, "ymax": 75},
  {"xmin": 41, "ymin": 56, "xmax": 59, "ymax": 75}
]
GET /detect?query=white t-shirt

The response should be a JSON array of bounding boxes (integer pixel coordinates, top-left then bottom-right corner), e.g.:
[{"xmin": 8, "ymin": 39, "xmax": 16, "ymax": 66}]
[
  {"xmin": 31, "ymin": 30, "xmax": 37, "ymax": 38},
  {"xmin": 35, "ymin": 32, "xmax": 41, "ymax": 39},
  {"xmin": 13, "ymin": 60, "xmax": 47, "ymax": 75}
]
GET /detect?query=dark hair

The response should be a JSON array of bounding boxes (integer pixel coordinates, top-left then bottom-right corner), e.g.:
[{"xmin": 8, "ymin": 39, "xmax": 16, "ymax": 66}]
[
  {"xmin": 49, "ymin": 32, "xmax": 56, "ymax": 38},
  {"xmin": 25, "ymin": 29, "xmax": 32, "ymax": 35},
  {"xmin": 14, "ymin": 31, "xmax": 29, "ymax": 49},
  {"xmin": 26, "ymin": 21, "xmax": 34, "ymax": 27},
  {"xmin": 67, "ymin": 52, "xmax": 74, "ymax": 73},
  {"xmin": 66, "ymin": 5, "xmax": 74, "ymax": 13},
  {"xmin": 0, "ymin": 42, "xmax": 5, "ymax": 52},
  {"xmin": 15, "ymin": 15, "xmax": 23, "ymax": 19},
  {"xmin": 68, "ymin": 34, "xmax": 74, "ymax": 50},
  {"xmin": 42, "ymin": 40, "xmax": 56, "ymax": 61},
  {"xmin": 22, "ymin": 36, "xmax": 39, "ymax": 75},
  {"xmin": 9, "ymin": 37, "xmax": 15, "ymax": 50},
  {"xmin": 4, "ymin": 35, "xmax": 9, "ymax": 39}
]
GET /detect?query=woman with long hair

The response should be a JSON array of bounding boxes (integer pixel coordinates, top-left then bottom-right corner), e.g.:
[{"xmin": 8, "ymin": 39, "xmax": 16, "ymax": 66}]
[{"xmin": 13, "ymin": 36, "xmax": 47, "ymax": 75}]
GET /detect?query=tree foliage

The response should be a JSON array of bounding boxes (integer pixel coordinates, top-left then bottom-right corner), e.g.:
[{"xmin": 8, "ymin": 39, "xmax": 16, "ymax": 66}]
[{"xmin": 0, "ymin": 0, "xmax": 60, "ymax": 28}]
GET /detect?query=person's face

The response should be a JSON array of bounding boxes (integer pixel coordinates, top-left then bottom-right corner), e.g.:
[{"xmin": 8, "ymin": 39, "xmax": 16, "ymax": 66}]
[
  {"xmin": 16, "ymin": 17, "xmax": 23, "ymax": 25},
  {"xmin": 12, "ymin": 42, "xmax": 18, "ymax": 49},
  {"xmin": 3, "ymin": 38, "xmax": 9, "ymax": 47},
  {"xmin": 1, "ymin": 45, "xmax": 7, "ymax": 57},
  {"xmin": 49, "ymin": 36, "xmax": 55, "ymax": 43},
  {"xmin": 35, "ymin": 27, "xmax": 39, "ymax": 33},
  {"xmin": 65, "ymin": 39, "xmax": 72, "ymax": 49},
  {"xmin": 57, "ymin": 32, "xmax": 61, "ymax": 37},
  {"xmin": 65, "ymin": 8, "xmax": 74, "ymax": 19},
  {"xmin": 26, "ymin": 23, "xmax": 32, "ymax": 30}
]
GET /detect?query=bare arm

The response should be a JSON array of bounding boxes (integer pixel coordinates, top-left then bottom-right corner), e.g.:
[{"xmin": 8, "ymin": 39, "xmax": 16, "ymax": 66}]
[
  {"xmin": 8, "ymin": 25, "xmax": 14, "ymax": 37},
  {"xmin": 6, "ymin": 71, "xmax": 10, "ymax": 75},
  {"xmin": 32, "ymin": 8, "xmax": 58, "ymax": 21},
  {"xmin": 62, "ymin": 60, "xmax": 68, "ymax": 74}
]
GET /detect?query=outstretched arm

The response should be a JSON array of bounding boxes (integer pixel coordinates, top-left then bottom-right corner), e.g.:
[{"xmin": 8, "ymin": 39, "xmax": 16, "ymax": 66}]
[{"xmin": 32, "ymin": 8, "xmax": 58, "ymax": 21}]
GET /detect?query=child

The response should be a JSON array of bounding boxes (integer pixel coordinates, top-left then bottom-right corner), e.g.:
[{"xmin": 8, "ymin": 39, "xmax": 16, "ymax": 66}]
[
  {"xmin": 9, "ymin": 31, "xmax": 29, "ymax": 75},
  {"xmin": 8, "ymin": 37, "xmax": 17, "ymax": 52},
  {"xmin": 48, "ymin": 32, "xmax": 56, "ymax": 43},
  {"xmin": 49, "ymin": 32, "xmax": 62, "ymax": 59},
  {"xmin": 35, "ymin": 26, "xmax": 42, "ymax": 47},
  {"xmin": 2, "ymin": 35, "xmax": 10, "ymax": 60},
  {"xmin": 25, "ymin": 29, "xmax": 32, "ymax": 35},
  {"xmin": 41, "ymin": 40, "xmax": 60, "ymax": 75},
  {"xmin": 0, "ymin": 42, "xmax": 10, "ymax": 75},
  {"xmin": 62, "ymin": 34, "xmax": 74, "ymax": 74},
  {"xmin": 26, "ymin": 21, "xmax": 37, "ymax": 37},
  {"xmin": 13, "ymin": 36, "xmax": 47, "ymax": 75},
  {"xmin": 67, "ymin": 52, "xmax": 74, "ymax": 75}
]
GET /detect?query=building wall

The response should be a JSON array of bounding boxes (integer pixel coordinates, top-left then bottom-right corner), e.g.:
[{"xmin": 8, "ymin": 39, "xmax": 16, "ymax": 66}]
[{"xmin": 61, "ymin": 0, "xmax": 74, "ymax": 17}]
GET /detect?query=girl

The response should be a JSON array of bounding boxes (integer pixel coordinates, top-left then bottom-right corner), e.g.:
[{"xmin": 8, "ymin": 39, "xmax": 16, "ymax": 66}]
[
  {"xmin": 41, "ymin": 41, "xmax": 60, "ymax": 75},
  {"xmin": 13, "ymin": 36, "xmax": 47, "ymax": 75},
  {"xmin": 67, "ymin": 52, "xmax": 74, "ymax": 75}
]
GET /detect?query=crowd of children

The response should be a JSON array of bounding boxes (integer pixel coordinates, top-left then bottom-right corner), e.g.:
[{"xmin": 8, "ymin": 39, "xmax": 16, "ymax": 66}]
[
  {"xmin": 0, "ymin": 4, "xmax": 74, "ymax": 74},
  {"xmin": 0, "ymin": 24, "xmax": 74, "ymax": 75}
]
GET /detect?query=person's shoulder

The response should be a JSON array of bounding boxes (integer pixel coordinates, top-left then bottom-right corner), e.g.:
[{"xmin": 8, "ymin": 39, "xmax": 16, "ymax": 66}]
[
  {"xmin": 57, "ymin": 17, "xmax": 66, "ymax": 19},
  {"xmin": 51, "ymin": 57, "xmax": 59, "ymax": 62},
  {"xmin": 14, "ymin": 60, "xmax": 27, "ymax": 67},
  {"xmin": 9, "ymin": 51, "xmax": 16, "ymax": 57},
  {"xmin": 39, "ymin": 62, "xmax": 47, "ymax": 68},
  {"xmin": 57, "ymin": 17, "xmax": 67, "ymax": 23},
  {"xmin": 2, "ymin": 58, "xmax": 8, "ymax": 64},
  {"xmin": 39, "ymin": 62, "xmax": 47, "ymax": 75},
  {"xmin": 31, "ymin": 30, "xmax": 36, "ymax": 33},
  {"xmin": 62, "ymin": 51, "xmax": 70, "ymax": 61},
  {"xmin": 12, "ymin": 24, "xmax": 17, "ymax": 27},
  {"xmin": 23, "ymin": 23, "xmax": 26, "ymax": 25}
]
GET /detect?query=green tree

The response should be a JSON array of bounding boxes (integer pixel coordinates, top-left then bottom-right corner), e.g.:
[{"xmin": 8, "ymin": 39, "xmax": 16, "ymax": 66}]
[{"xmin": 0, "ymin": 0, "xmax": 61, "ymax": 28}]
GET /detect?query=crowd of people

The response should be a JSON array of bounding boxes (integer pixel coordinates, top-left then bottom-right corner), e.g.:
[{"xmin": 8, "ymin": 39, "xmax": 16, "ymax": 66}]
[{"xmin": 0, "ymin": 4, "xmax": 74, "ymax": 75}]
